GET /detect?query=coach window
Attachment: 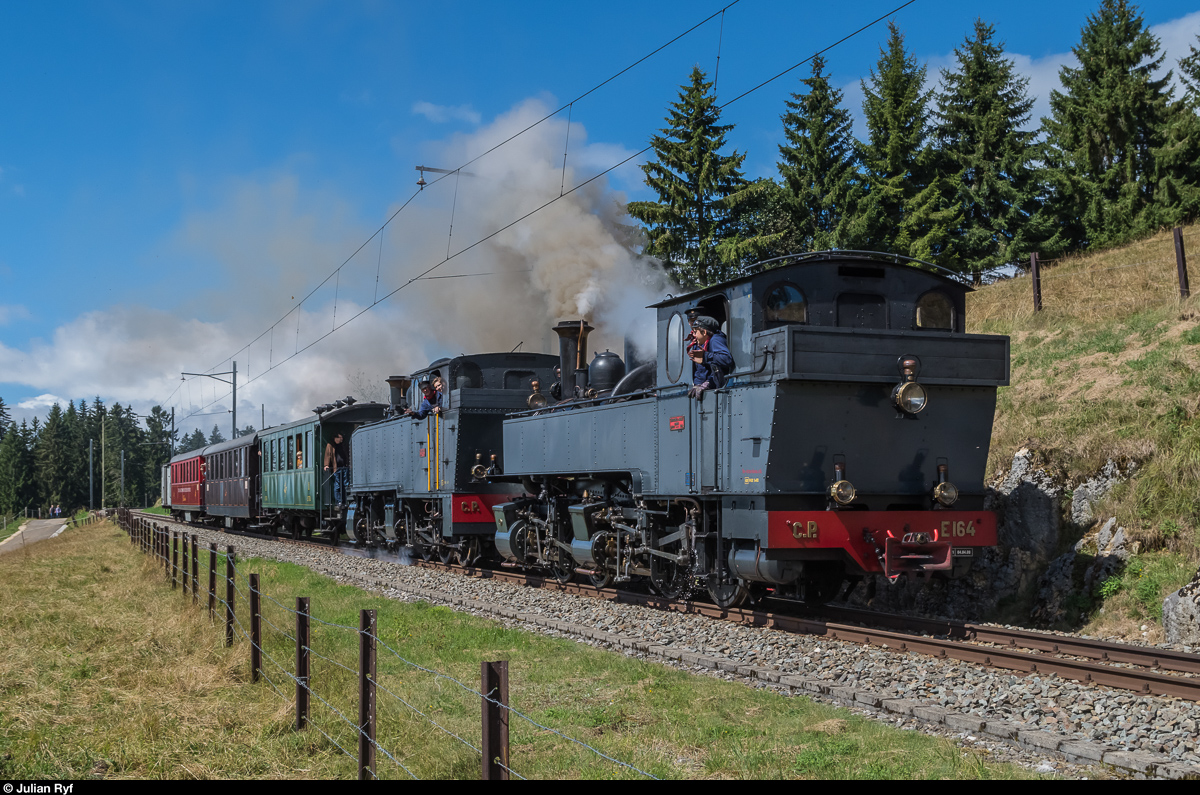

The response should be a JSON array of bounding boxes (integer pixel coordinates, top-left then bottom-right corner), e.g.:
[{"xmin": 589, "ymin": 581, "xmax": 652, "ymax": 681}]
[
  {"xmin": 915, "ymin": 290, "xmax": 954, "ymax": 330},
  {"xmin": 666, "ymin": 312, "xmax": 685, "ymax": 383},
  {"xmin": 305, "ymin": 430, "xmax": 313, "ymax": 468},
  {"xmin": 763, "ymin": 282, "xmax": 808, "ymax": 325},
  {"xmin": 287, "ymin": 437, "xmax": 294, "ymax": 470}
]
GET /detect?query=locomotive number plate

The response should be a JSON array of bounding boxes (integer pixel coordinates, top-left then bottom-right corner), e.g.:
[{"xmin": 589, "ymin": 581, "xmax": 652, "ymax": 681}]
[
  {"xmin": 941, "ymin": 520, "xmax": 976, "ymax": 538},
  {"xmin": 669, "ymin": 416, "xmax": 685, "ymax": 431}
]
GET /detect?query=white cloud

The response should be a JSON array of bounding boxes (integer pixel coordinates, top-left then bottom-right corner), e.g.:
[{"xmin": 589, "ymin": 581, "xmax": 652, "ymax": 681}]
[
  {"xmin": 0, "ymin": 305, "xmax": 31, "ymax": 326},
  {"xmin": 412, "ymin": 101, "xmax": 482, "ymax": 125},
  {"xmin": 16, "ymin": 393, "xmax": 68, "ymax": 411}
]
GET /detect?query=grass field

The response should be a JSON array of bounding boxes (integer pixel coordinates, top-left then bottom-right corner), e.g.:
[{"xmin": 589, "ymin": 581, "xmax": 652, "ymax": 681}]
[{"xmin": 0, "ymin": 521, "xmax": 1047, "ymax": 780}]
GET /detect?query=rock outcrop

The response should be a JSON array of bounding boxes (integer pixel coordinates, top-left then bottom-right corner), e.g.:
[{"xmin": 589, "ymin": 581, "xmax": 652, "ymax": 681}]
[
  {"xmin": 1164, "ymin": 569, "xmax": 1200, "ymax": 647},
  {"xmin": 1031, "ymin": 517, "xmax": 1132, "ymax": 627}
]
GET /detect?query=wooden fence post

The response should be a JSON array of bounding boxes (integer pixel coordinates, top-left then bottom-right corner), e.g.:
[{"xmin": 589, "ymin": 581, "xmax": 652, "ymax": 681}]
[
  {"xmin": 208, "ymin": 542, "xmax": 217, "ymax": 619},
  {"xmin": 358, "ymin": 609, "xmax": 377, "ymax": 781},
  {"xmin": 181, "ymin": 531, "xmax": 189, "ymax": 597},
  {"xmin": 225, "ymin": 547, "xmax": 236, "ymax": 648},
  {"xmin": 191, "ymin": 535, "xmax": 199, "ymax": 604},
  {"xmin": 249, "ymin": 573, "xmax": 261, "ymax": 683},
  {"xmin": 171, "ymin": 532, "xmax": 178, "ymax": 589},
  {"xmin": 481, "ymin": 660, "xmax": 510, "ymax": 780},
  {"xmin": 1031, "ymin": 252, "xmax": 1042, "ymax": 312},
  {"xmin": 296, "ymin": 597, "xmax": 310, "ymax": 731},
  {"xmin": 1175, "ymin": 227, "xmax": 1191, "ymax": 299}
]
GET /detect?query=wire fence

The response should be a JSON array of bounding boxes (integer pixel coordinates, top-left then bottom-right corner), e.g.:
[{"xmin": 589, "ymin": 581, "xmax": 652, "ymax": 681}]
[
  {"xmin": 977, "ymin": 227, "xmax": 1198, "ymax": 324},
  {"xmin": 117, "ymin": 510, "xmax": 659, "ymax": 780}
]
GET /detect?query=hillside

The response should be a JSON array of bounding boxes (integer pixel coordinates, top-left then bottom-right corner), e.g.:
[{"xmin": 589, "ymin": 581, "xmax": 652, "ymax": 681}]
[{"xmin": 966, "ymin": 223, "xmax": 1200, "ymax": 638}]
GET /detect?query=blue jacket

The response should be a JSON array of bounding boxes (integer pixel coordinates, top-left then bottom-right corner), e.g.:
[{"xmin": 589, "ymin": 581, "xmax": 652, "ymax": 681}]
[
  {"xmin": 693, "ymin": 332, "xmax": 734, "ymax": 388},
  {"xmin": 412, "ymin": 391, "xmax": 444, "ymax": 419}
]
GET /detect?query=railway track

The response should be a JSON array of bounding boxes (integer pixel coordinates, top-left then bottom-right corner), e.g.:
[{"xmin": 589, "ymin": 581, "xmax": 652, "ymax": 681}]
[{"xmin": 132, "ymin": 510, "xmax": 1200, "ymax": 702}]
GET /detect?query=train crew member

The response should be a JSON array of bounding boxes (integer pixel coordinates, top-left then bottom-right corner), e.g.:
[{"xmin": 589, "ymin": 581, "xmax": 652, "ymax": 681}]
[
  {"xmin": 324, "ymin": 432, "xmax": 349, "ymax": 507},
  {"xmin": 406, "ymin": 378, "xmax": 444, "ymax": 419},
  {"xmin": 432, "ymin": 374, "xmax": 448, "ymax": 409},
  {"xmin": 688, "ymin": 315, "xmax": 733, "ymax": 398}
]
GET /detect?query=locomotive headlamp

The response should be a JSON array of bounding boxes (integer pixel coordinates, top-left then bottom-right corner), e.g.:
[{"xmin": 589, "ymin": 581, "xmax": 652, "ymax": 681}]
[
  {"xmin": 892, "ymin": 381, "xmax": 928, "ymax": 414},
  {"xmin": 830, "ymin": 480, "xmax": 857, "ymax": 505},
  {"xmin": 933, "ymin": 481, "xmax": 959, "ymax": 506},
  {"xmin": 527, "ymin": 380, "xmax": 548, "ymax": 409}
]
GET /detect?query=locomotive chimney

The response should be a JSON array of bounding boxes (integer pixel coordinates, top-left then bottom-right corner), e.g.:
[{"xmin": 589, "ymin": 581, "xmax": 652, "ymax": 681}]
[
  {"xmin": 385, "ymin": 375, "xmax": 411, "ymax": 413},
  {"xmin": 552, "ymin": 319, "xmax": 593, "ymax": 397}
]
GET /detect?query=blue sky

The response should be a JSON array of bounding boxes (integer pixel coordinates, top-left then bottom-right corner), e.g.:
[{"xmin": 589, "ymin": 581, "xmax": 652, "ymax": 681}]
[{"xmin": 2, "ymin": 0, "xmax": 1198, "ymax": 437}]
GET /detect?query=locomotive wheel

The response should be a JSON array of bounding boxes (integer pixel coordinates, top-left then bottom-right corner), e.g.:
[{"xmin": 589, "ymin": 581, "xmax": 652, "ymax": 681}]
[
  {"xmin": 707, "ymin": 579, "xmax": 748, "ymax": 610},
  {"xmin": 460, "ymin": 537, "xmax": 483, "ymax": 567},
  {"xmin": 548, "ymin": 549, "xmax": 574, "ymax": 585},
  {"xmin": 438, "ymin": 544, "xmax": 455, "ymax": 565},
  {"xmin": 588, "ymin": 568, "xmax": 613, "ymax": 588},
  {"xmin": 650, "ymin": 550, "xmax": 694, "ymax": 600},
  {"xmin": 353, "ymin": 516, "xmax": 369, "ymax": 546}
]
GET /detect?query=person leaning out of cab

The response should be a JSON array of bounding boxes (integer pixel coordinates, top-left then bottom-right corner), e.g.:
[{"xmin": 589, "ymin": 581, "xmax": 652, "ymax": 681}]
[
  {"xmin": 688, "ymin": 315, "xmax": 733, "ymax": 398},
  {"xmin": 405, "ymin": 378, "xmax": 444, "ymax": 419}
]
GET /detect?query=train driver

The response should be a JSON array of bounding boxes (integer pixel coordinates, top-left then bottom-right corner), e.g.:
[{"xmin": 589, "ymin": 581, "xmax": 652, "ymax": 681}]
[
  {"xmin": 688, "ymin": 315, "xmax": 733, "ymax": 398},
  {"xmin": 406, "ymin": 378, "xmax": 444, "ymax": 419}
]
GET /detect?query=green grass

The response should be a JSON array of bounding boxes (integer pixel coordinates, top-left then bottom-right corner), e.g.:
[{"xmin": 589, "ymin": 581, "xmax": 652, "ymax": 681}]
[{"xmin": 0, "ymin": 521, "xmax": 1048, "ymax": 780}]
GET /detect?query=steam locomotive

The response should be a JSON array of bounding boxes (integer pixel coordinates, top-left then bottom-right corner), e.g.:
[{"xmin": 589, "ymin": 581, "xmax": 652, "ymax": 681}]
[{"xmin": 164, "ymin": 251, "xmax": 1009, "ymax": 607}]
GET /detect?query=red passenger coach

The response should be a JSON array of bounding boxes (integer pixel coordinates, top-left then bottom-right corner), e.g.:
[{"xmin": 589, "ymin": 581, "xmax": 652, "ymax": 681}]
[{"xmin": 169, "ymin": 450, "xmax": 207, "ymax": 521}]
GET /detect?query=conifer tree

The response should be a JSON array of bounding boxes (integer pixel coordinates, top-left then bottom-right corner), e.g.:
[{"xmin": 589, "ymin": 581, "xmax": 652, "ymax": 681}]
[
  {"xmin": 1040, "ymin": 0, "xmax": 1175, "ymax": 249},
  {"xmin": 857, "ymin": 23, "xmax": 959, "ymax": 264},
  {"xmin": 0, "ymin": 397, "xmax": 9, "ymax": 442},
  {"xmin": 777, "ymin": 56, "xmax": 865, "ymax": 252},
  {"xmin": 935, "ymin": 20, "xmax": 1041, "ymax": 281},
  {"xmin": 35, "ymin": 403, "xmax": 71, "ymax": 510},
  {"xmin": 628, "ymin": 66, "xmax": 778, "ymax": 287}
]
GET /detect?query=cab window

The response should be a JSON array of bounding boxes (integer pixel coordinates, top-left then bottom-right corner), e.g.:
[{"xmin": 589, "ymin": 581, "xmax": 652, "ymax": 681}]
[
  {"xmin": 666, "ymin": 313, "xmax": 685, "ymax": 384},
  {"xmin": 916, "ymin": 290, "xmax": 954, "ymax": 330},
  {"xmin": 763, "ymin": 282, "xmax": 808, "ymax": 325}
]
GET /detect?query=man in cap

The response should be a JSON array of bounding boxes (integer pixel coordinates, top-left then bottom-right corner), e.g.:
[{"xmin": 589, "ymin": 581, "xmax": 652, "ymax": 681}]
[
  {"xmin": 406, "ymin": 378, "xmax": 444, "ymax": 419},
  {"xmin": 688, "ymin": 315, "xmax": 733, "ymax": 398}
]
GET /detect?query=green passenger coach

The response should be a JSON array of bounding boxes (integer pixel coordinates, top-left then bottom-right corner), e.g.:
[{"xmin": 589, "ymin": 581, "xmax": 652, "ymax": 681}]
[{"xmin": 258, "ymin": 399, "xmax": 387, "ymax": 540}]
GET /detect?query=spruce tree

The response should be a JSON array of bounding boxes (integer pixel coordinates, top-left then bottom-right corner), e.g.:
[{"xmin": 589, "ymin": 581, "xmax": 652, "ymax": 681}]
[
  {"xmin": 935, "ymin": 20, "xmax": 1040, "ymax": 281},
  {"xmin": 1040, "ymin": 0, "xmax": 1175, "ymax": 249},
  {"xmin": 777, "ymin": 56, "xmax": 865, "ymax": 252},
  {"xmin": 0, "ymin": 397, "xmax": 9, "ymax": 442},
  {"xmin": 857, "ymin": 23, "xmax": 959, "ymax": 264},
  {"xmin": 1156, "ymin": 35, "xmax": 1200, "ymax": 224},
  {"xmin": 627, "ymin": 66, "xmax": 778, "ymax": 288}
]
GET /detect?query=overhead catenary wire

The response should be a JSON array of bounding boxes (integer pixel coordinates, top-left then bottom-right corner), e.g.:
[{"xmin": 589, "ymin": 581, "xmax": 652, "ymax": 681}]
[{"xmin": 170, "ymin": 0, "xmax": 916, "ymax": 427}]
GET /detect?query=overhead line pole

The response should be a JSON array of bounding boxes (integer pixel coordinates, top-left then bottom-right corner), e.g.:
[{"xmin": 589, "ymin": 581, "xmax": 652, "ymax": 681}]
[{"xmin": 182, "ymin": 363, "xmax": 237, "ymax": 440}]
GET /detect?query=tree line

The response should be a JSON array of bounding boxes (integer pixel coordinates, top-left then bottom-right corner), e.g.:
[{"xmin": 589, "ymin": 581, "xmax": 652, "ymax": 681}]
[
  {"xmin": 0, "ymin": 393, "xmax": 254, "ymax": 515},
  {"xmin": 629, "ymin": 2, "xmax": 1200, "ymax": 288}
]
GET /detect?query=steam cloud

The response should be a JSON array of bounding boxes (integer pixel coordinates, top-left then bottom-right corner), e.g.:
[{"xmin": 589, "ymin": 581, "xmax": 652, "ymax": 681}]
[{"xmin": 0, "ymin": 98, "xmax": 673, "ymax": 435}]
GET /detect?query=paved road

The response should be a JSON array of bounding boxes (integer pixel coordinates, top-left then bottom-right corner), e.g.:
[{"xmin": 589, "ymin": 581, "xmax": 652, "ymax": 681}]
[{"xmin": 0, "ymin": 518, "xmax": 69, "ymax": 555}]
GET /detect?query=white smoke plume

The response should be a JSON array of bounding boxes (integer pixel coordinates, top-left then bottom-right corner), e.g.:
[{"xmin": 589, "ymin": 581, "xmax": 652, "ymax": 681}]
[{"xmin": 0, "ymin": 98, "xmax": 674, "ymax": 435}]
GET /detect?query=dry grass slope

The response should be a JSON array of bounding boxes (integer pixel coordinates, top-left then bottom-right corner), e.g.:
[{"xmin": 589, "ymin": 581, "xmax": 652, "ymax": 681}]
[{"xmin": 966, "ymin": 223, "xmax": 1200, "ymax": 633}]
